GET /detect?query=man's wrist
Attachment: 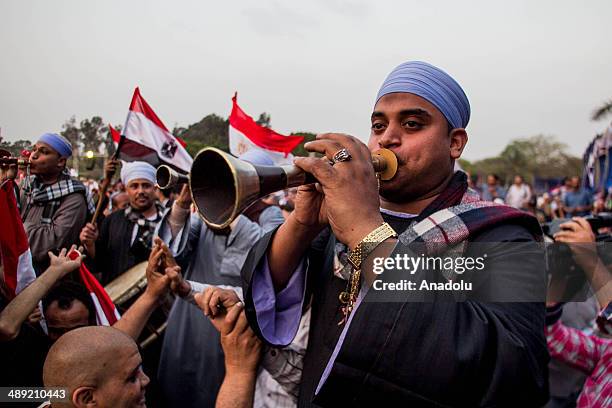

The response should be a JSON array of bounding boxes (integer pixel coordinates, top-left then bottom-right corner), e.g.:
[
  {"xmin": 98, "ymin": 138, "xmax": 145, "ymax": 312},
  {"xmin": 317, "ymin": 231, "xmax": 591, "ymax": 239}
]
[
  {"xmin": 143, "ymin": 288, "xmax": 165, "ymax": 305},
  {"xmin": 178, "ymin": 281, "xmax": 192, "ymax": 298},
  {"xmin": 175, "ymin": 200, "xmax": 191, "ymax": 210},
  {"xmin": 347, "ymin": 217, "xmax": 385, "ymax": 251},
  {"xmin": 225, "ymin": 364, "xmax": 258, "ymax": 378},
  {"xmin": 287, "ymin": 213, "xmax": 325, "ymax": 241},
  {"xmin": 45, "ymin": 265, "xmax": 66, "ymax": 279}
]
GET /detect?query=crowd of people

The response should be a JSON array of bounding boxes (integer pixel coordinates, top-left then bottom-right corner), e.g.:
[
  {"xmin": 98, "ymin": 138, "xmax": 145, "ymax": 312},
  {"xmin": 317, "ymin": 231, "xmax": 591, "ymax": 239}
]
[
  {"xmin": 0, "ymin": 60, "xmax": 610, "ymax": 408},
  {"xmin": 472, "ymin": 173, "xmax": 612, "ymax": 223}
]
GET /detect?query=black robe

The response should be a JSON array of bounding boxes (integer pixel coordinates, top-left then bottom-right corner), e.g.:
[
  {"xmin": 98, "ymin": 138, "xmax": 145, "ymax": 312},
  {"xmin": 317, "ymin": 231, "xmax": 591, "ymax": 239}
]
[
  {"xmin": 91, "ymin": 209, "xmax": 151, "ymax": 285},
  {"xmin": 241, "ymin": 209, "xmax": 550, "ymax": 407}
]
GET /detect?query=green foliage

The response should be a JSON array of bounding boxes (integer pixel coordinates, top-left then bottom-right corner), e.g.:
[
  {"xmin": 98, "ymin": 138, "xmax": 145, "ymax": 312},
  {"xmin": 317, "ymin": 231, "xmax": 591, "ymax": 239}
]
[
  {"xmin": 60, "ymin": 116, "xmax": 80, "ymax": 150},
  {"xmin": 177, "ymin": 114, "xmax": 229, "ymax": 152},
  {"xmin": 0, "ymin": 138, "xmax": 32, "ymax": 155},
  {"xmin": 79, "ymin": 116, "xmax": 105, "ymax": 152},
  {"xmin": 290, "ymin": 132, "xmax": 317, "ymax": 156},
  {"xmin": 30, "ymin": 112, "xmax": 582, "ymax": 186},
  {"xmin": 183, "ymin": 140, "xmax": 213, "ymax": 157},
  {"xmin": 457, "ymin": 158, "xmax": 473, "ymax": 174},
  {"xmin": 59, "ymin": 115, "xmax": 109, "ymax": 171},
  {"xmin": 469, "ymin": 135, "xmax": 582, "ymax": 184}
]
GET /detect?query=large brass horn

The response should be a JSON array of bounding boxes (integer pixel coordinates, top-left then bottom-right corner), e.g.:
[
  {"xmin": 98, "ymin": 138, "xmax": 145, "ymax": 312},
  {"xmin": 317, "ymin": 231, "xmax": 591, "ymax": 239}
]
[
  {"xmin": 156, "ymin": 165, "xmax": 189, "ymax": 190},
  {"xmin": 189, "ymin": 147, "xmax": 398, "ymax": 230}
]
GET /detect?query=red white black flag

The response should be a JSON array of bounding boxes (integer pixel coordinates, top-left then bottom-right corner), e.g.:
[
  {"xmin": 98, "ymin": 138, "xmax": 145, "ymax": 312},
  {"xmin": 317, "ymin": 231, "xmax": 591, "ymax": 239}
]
[{"xmin": 111, "ymin": 87, "xmax": 192, "ymax": 173}]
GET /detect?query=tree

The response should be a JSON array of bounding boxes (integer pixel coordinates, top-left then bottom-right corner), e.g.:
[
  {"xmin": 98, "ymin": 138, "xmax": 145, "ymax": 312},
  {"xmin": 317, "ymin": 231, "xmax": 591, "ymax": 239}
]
[
  {"xmin": 179, "ymin": 114, "xmax": 229, "ymax": 152},
  {"xmin": 0, "ymin": 138, "xmax": 32, "ymax": 156},
  {"xmin": 457, "ymin": 158, "xmax": 473, "ymax": 174},
  {"xmin": 60, "ymin": 116, "xmax": 80, "ymax": 149},
  {"xmin": 290, "ymin": 132, "xmax": 317, "ymax": 157},
  {"xmin": 11, "ymin": 140, "xmax": 33, "ymax": 155},
  {"xmin": 592, "ymin": 99, "xmax": 612, "ymax": 121},
  {"xmin": 0, "ymin": 136, "xmax": 11, "ymax": 152},
  {"xmin": 183, "ymin": 140, "xmax": 208, "ymax": 157},
  {"xmin": 61, "ymin": 116, "xmax": 81, "ymax": 169},
  {"xmin": 470, "ymin": 135, "xmax": 582, "ymax": 185},
  {"xmin": 80, "ymin": 116, "xmax": 105, "ymax": 153},
  {"xmin": 58, "ymin": 115, "xmax": 110, "ymax": 175}
]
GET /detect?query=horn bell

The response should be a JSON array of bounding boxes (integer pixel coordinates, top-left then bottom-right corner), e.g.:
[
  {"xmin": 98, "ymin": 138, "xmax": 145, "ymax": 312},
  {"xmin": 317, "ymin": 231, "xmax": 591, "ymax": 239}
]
[
  {"xmin": 189, "ymin": 147, "xmax": 398, "ymax": 230},
  {"xmin": 156, "ymin": 165, "xmax": 188, "ymax": 190},
  {"xmin": 190, "ymin": 148, "xmax": 260, "ymax": 230}
]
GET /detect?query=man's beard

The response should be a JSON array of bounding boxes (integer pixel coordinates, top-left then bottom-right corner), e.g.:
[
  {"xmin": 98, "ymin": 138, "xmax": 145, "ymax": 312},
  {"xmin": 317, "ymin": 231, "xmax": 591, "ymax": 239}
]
[{"xmin": 132, "ymin": 195, "xmax": 153, "ymax": 211}]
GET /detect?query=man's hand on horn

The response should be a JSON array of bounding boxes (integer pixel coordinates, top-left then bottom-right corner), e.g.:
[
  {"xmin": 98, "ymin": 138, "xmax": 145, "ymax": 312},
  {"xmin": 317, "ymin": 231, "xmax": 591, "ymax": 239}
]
[{"xmin": 293, "ymin": 133, "xmax": 384, "ymax": 250}]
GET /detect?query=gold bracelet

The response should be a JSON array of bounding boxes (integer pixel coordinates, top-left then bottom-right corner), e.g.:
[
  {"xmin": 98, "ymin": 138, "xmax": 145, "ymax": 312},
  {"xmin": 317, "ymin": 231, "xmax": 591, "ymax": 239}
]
[{"xmin": 347, "ymin": 222, "xmax": 397, "ymax": 269}]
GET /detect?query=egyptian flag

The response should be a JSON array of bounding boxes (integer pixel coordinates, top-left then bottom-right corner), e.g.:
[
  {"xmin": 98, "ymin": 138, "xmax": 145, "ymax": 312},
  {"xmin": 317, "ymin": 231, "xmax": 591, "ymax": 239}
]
[
  {"xmin": 0, "ymin": 179, "xmax": 36, "ymax": 296},
  {"xmin": 112, "ymin": 87, "xmax": 192, "ymax": 173},
  {"xmin": 74, "ymin": 255, "xmax": 120, "ymax": 326},
  {"xmin": 229, "ymin": 93, "xmax": 304, "ymax": 165}
]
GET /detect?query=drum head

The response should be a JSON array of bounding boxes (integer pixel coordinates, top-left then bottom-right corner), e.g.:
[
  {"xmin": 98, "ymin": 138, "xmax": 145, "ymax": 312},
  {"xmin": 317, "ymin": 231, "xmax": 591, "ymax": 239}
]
[{"xmin": 104, "ymin": 261, "xmax": 148, "ymax": 304}]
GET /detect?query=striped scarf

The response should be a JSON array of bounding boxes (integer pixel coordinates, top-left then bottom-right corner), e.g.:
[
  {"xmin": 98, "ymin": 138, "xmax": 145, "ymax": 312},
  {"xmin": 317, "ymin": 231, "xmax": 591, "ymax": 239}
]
[
  {"xmin": 334, "ymin": 172, "xmax": 542, "ymax": 281},
  {"xmin": 124, "ymin": 202, "xmax": 165, "ymax": 250},
  {"xmin": 399, "ymin": 171, "xmax": 542, "ymax": 255},
  {"xmin": 22, "ymin": 172, "xmax": 95, "ymax": 225}
]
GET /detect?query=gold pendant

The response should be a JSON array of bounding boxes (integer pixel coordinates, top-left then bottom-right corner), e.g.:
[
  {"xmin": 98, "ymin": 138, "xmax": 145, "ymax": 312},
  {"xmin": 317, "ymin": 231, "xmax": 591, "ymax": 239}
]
[{"xmin": 338, "ymin": 304, "xmax": 353, "ymax": 326}]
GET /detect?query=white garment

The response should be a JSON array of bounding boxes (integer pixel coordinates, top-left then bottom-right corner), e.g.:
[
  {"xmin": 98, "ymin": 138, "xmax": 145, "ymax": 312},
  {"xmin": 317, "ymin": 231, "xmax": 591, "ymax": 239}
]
[
  {"xmin": 505, "ymin": 184, "xmax": 531, "ymax": 209},
  {"xmin": 254, "ymin": 307, "xmax": 311, "ymax": 408}
]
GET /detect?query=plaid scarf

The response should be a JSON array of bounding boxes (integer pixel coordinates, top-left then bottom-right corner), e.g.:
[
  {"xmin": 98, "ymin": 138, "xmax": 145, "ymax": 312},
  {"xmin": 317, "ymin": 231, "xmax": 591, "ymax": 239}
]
[
  {"xmin": 333, "ymin": 172, "xmax": 542, "ymax": 281},
  {"xmin": 399, "ymin": 171, "xmax": 543, "ymax": 254},
  {"xmin": 124, "ymin": 202, "xmax": 165, "ymax": 250},
  {"xmin": 21, "ymin": 172, "xmax": 95, "ymax": 225}
]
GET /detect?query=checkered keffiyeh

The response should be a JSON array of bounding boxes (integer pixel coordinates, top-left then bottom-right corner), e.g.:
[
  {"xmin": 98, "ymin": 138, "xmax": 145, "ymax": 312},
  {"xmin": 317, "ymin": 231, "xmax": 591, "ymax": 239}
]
[
  {"xmin": 124, "ymin": 202, "xmax": 165, "ymax": 250},
  {"xmin": 22, "ymin": 172, "xmax": 95, "ymax": 224},
  {"xmin": 399, "ymin": 172, "xmax": 543, "ymax": 254}
]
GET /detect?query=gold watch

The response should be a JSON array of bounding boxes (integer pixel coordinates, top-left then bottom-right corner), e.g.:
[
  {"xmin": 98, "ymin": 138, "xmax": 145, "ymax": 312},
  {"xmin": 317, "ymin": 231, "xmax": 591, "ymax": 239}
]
[{"xmin": 347, "ymin": 222, "xmax": 397, "ymax": 269}]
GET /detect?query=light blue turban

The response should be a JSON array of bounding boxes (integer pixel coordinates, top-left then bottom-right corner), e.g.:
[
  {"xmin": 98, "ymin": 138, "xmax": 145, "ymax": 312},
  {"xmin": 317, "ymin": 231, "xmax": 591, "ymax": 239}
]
[
  {"xmin": 120, "ymin": 161, "xmax": 156, "ymax": 185},
  {"xmin": 38, "ymin": 133, "xmax": 73, "ymax": 157},
  {"xmin": 240, "ymin": 149, "xmax": 274, "ymax": 166},
  {"xmin": 375, "ymin": 61, "xmax": 470, "ymax": 129}
]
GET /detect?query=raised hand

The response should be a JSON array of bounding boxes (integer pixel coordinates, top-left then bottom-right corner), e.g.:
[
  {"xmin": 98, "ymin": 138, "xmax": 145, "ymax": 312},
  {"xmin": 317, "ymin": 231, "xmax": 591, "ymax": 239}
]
[
  {"xmin": 196, "ymin": 286, "xmax": 241, "ymax": 317},
  {"xmin": 554, "ymin": 217, "xmax": 597, "ymax": 270},
  {"xmin": 144, "ymin": 238, "xmax": 171, "ymax": 301},
  {"xmin": 104, "ymin": 158, "xmax": 119, "ymax": 179},
  {"xmin": 79, "ymin": 223, "xmax": 99, "ymax": 256},
  {"xmin": 165, "ymin": 265, "xmax": 191, "ymax": 298},
  {"xmin": 48, "ymin": 245, "xmax": 84, "ymax": 277}
]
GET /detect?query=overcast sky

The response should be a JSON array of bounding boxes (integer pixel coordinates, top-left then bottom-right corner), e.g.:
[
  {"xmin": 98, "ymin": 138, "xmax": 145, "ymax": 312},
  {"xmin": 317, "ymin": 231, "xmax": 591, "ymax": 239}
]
[{"xmin": 1, "ymin": 0, "xmax": 611, "ymax": 160}]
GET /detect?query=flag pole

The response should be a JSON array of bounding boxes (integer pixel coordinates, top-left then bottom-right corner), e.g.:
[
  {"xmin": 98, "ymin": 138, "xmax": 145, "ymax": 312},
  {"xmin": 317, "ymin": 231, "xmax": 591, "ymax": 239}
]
[{"xmin": 90, "ymin": 135, "xmax": 125, "ymax": 224}]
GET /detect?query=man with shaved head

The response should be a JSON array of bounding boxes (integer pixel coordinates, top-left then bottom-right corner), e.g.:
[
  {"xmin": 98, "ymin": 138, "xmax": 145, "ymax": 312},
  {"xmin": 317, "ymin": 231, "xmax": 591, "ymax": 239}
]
[{"xmin": 43, "ymin": 326, "xmax": 149, "ymax": 408}]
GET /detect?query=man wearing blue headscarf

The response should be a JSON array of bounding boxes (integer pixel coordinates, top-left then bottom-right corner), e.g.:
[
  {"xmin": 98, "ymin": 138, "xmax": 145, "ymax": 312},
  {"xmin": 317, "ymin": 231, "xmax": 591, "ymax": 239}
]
[
  {"xmin": 19, "ymin": 133, "xmax": 94, "ymax": 274},
  {"xmin": 237, "ymin": 61, "xmax": 549, "ymax": 406}
]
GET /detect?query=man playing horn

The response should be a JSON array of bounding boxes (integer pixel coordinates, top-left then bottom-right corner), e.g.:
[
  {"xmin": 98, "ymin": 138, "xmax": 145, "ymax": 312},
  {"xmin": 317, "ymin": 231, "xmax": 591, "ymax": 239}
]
[{"xmin": 240, "ymin": 61, "xmax": 549, "ymax": 407}]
